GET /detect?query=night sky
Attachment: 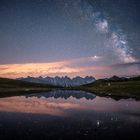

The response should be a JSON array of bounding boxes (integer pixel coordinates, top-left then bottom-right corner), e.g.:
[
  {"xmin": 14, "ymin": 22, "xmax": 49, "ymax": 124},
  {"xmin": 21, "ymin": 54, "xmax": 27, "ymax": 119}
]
[{"xmin": 0, "ymin": 0, "xmax": 140, "ymax": 78}]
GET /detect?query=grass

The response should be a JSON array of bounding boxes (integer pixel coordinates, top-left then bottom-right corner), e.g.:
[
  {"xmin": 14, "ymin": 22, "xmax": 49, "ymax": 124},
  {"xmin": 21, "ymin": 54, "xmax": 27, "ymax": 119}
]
[
  {"xmin": 0, "ymin": 78, "xmax": 58, "ymax": 97},
  {"xmin": 75, "ymin": 79, "xmax": 140, "ymax": 99},
  {"xmin": 0, "ymin": 77, "xmax": 140, "ymax": 99}
]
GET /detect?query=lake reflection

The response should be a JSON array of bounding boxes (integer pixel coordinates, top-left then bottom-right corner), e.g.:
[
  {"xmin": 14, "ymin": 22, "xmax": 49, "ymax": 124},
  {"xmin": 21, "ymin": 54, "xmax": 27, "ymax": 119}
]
[
  {"xmin": 26, "ymin": 90, "xmax": 96, "ymax": 100},
  {"xmin": 0, "ymin": 90, "xmax": 140, "ymax": 140}
]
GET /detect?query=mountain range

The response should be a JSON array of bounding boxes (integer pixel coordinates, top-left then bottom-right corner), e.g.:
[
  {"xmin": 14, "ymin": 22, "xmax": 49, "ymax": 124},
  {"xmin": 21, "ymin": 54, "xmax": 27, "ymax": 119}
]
[{"xmin": 17, "ymin": 76, "xmax": 96, "ymax": 87}]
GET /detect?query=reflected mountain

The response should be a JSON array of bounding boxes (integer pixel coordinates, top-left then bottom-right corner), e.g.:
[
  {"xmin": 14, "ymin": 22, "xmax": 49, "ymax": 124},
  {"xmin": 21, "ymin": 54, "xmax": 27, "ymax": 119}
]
[
  {"xmin": 0, "ymin": 91, "xmax": 140, "ymax": 140},
  {"xmin": 26, "ymin": 90, "xmax": 96, "ymax": 100}
]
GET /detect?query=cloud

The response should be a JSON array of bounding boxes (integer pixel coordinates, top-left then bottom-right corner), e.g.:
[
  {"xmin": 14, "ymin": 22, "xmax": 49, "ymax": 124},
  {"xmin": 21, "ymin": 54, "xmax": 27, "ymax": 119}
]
[
  {"xmin": 0, "ymin": 57, "xmax": 139, "ymax": 79},
  {"xmin": 0, "ymin": 61, "xmax": 82, "ymax": 78}
]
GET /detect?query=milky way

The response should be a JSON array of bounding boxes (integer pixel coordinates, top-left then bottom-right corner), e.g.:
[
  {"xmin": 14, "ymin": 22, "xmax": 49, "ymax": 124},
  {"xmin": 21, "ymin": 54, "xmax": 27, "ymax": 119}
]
[
  {"xmin": 69, "ymin": 0, "xmax": 137, "ymax": 63},
  {"xmin": 0, "ymin": 0, "xmax": 139, "ymax": 78}
]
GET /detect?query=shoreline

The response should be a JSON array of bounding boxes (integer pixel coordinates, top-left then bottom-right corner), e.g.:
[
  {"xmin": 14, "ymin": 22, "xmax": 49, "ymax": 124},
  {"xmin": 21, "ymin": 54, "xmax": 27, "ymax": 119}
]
[{"xmin": 0, "ymin": 77, "xmax": 140, "ymax": 100}]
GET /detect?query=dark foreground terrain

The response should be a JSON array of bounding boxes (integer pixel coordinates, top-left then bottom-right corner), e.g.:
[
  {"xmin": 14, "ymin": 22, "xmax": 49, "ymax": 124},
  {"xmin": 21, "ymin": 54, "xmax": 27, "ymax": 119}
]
[
  {"xmin": 0, "ymin": 78, "xmax": 57, "ymax": 97},
  {"xmin": 0, "ymin": 76, "xmax": 140, "ymax": 99},
  {"xmin": 76, "ymin": 76, "xmax": 140, "ymax": 99}
]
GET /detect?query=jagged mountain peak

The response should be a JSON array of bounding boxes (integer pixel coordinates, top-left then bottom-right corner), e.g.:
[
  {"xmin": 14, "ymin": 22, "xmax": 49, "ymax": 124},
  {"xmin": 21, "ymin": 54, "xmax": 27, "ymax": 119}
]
[{"xmin": 17, "ymin": 76, "xmax": 96, "ymax": 87}]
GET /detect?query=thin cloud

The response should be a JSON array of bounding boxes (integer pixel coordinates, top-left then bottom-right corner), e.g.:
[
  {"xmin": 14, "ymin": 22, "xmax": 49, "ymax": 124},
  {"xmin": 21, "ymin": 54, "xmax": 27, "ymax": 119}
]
[{"xmin": 0, "ymin": 57, "xmax": 139, "ymax": 79}]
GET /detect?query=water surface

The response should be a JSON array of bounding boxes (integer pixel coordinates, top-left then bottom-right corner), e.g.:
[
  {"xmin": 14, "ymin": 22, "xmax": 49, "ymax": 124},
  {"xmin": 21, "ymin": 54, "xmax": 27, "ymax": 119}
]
[{"xmin": 0, "ymin": 90, "xmax": 140, "ymax": 140}]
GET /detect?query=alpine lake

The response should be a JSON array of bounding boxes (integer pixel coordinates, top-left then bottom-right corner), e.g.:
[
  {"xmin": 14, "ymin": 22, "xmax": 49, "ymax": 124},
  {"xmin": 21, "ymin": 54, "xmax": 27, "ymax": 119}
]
[{"xmin": 0, "ymin": 90, "xmax": 140, "ymax": 140}]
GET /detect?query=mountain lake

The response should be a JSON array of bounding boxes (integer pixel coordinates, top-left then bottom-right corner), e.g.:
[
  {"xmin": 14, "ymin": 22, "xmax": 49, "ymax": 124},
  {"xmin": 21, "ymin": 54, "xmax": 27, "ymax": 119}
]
[{"xmin": 0, "ymin": 90, "xmax": 140, "ymax": 140}]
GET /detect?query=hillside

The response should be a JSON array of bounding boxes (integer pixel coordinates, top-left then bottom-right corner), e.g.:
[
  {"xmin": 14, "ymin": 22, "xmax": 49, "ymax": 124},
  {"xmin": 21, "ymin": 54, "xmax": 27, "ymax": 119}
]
[
  {"xmin": 77, "ymin": 76, "xmax": 140, "ymax": 98},
  {"xmin": 0, "ymin": 76, "xmax": 140, "ymax": 99},
  {"xmin": 0, "ymin": 78, "xmax": 58, "ymax": 97}
]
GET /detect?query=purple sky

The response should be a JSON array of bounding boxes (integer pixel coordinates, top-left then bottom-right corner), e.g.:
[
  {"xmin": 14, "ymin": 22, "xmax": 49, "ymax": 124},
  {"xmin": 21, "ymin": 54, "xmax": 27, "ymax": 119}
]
[{"xmin": 0, "ymin": 0, "xmax": 140, "ymax": 78}]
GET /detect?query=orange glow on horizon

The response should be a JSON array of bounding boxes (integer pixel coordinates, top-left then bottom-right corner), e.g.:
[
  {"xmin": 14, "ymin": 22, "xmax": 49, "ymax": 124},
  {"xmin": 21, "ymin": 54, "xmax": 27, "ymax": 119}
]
[
  {"xmin": 0, "ymin": 57, "xmax": 136, "ymax": 79},
  {"xmin": 0, "ymin": 59, "xmax": 87, "ymax": 78}
]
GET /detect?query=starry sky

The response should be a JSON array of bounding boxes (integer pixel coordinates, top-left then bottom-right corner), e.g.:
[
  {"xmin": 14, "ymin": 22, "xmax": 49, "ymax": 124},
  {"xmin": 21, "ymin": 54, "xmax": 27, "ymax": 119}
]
[{"xmin": 0, "ymin": 0, "xmax": 140, "ymax": 78}]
